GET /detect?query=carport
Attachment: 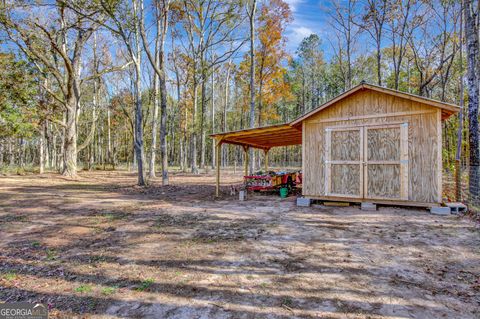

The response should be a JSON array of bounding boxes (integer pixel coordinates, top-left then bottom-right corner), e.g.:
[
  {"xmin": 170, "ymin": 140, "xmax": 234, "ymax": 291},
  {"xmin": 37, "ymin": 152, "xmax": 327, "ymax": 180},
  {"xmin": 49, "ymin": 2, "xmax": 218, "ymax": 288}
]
[{"xmin": 210, "ymin": 123, "xmax": 302, "ymax": 196}]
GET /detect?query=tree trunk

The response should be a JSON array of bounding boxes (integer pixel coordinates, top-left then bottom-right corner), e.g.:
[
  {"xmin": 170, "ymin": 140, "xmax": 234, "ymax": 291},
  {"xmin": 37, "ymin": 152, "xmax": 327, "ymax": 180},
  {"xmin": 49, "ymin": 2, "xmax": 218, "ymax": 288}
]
[
  {"xmin": 248, "ymin": 0, "xmax": 257, "ymax": 175},
  {"xmin": 63, "ymin": 104, "xmax": 77, "ymax": 177},
  {"xmin": 39, "ymin": 121, "xmax": 46, "ymax": 174},
  {"xmin": 174, "ymin": 53, "xmax": 185, "ymax": 173},
  {"xmin": 59, "ymin": 113, "xmax": 65, "ymax": 172},
  {"xmin": 301, "ymin": 69, "xmax": 306, "ymax": 114},
  {"xmin": 159, "ymin": 60, "xmax": 169, "ymax": 185},
  {"xmin": 223, "ymin": 62, "xmax": 231, "ymax": 167},
  {"xmin": 376, "ymin": 43, "xmax": 382, "ymax": 86},
  {"xmin": 88, "ymin": 142, "xmax": 94, "ymax": 170},
  {"xmin": 0, "ymin": 142, "xmax": 3, "ymax": 167},
  {"xmin": 107, "ymin": 107, "xmax": 112, "ymax": 167},
  {"xmin": 455, "ymin": 5, "xmax": 464, "ymax": 201},
  {"xmin": 8, "ymin": 139, "xmax": 14, "ymax": 166},
  {"xmin": 45, "ymin": 121, "xmax": 50, "ymax": 169},
  {"xmin": 134, "ymin": 62, "xmax": 146, "ymax": 186},
  {"xmin": 465, "ymin": 0, "xmax": 480, "ymax": 203},
  {"xmin": 158, "ymin": 18, "xmax": 170, "ymax": 184},
  {"xmin": 191, "ymin": 80, "xmax": 199, "ymax": 174},
  {"xmin": 19, "ymin": 139, "xmax": 25, "ymax": 168},
  {"xmin": 211, "ymin": 67, "xmax": 216, "ymax": 169},
  {"xmin": 258, "ymin": 76, "xmax": 263, "ymax": 126},
  {"xmin": 52, "ymin": 131, "xmax": 57, "ymax": 170},
  {"xmin": 149, "ymin": 51, "xmax": 160, "ymax": 179},
  {"xmin": 200, "ymin": 70, "xmax": 207, "ymax": 170}
]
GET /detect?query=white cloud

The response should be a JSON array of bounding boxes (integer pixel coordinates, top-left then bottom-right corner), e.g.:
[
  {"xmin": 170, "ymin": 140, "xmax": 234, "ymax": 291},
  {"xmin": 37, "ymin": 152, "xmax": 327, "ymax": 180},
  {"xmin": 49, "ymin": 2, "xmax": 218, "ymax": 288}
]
[
  {"xmin": 292, "ymin": 26, "xmax": 314, "ymax": 42},
  {"xmin": 286, "ymin": 25, "xmax": 314, "ymax": 52},
  {"xmin": 284, "ymin": 0, "xmax": 305, "ymax": 12}
]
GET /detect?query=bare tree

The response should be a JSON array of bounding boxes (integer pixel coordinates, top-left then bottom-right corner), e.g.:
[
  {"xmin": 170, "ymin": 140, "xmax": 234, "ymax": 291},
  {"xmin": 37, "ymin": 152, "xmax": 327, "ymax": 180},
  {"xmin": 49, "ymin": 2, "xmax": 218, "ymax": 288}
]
[
  {"xmin": 222, "ymin": 60, "xmax": 233, "ymax": 166},
  {"xmin": 71, "ymin": 0, "xmax": 147, "ymax": 185},
  {"xmin": 211, "ymin": 61, "xmax": 217, "ymax": 169},
  {"xmin": 0, "ymin": 2, "xmax": 103, "ymax": 177},
  {"xmin": 181, "ymin": 0, "xmax": 246, "ymax": 173},
  {"xmin": 140, "ymin": 0, "xmax": 171, "ymax": 185},
  {"xmin": 464, "ymin": 0, "xmax": 480, "ymax": 202},
  {"xmin": 358, "ymin": 0, "xmax": 388, "ymax": 86},
  {"xmin": 409, "ymin": 1, "xmax": 459, "ymax": 97},
  {"xmin": 387, "ymin": 0, "xmax": 422, "ymax": 90},
  {"xmin": 455, "ymin": 0, "xmax": 465, "ymax": 201},
  {"xmin": 329, "ymin": 0, "xmax": 360, "ymax": 90},
  {"xmin": 169, "ymin": 39, "xmax": 189, "ymax": 172},
  {"xmin": 247, "ymin": 0, "xmax": 257, "ymax": 174}
]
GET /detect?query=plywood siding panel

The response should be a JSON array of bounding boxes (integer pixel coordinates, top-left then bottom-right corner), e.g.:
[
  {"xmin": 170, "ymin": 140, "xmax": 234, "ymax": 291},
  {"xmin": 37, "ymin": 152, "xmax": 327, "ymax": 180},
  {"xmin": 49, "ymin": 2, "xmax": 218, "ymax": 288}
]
[
  {"xmin": 331, "ymin": 164, "xmax": 361, "ymax": 195},
  {"xmin": 408, "ymin": 112, "xmax": 438, "ymax": 203},
  {"xmin": 304, "ymin": 123, "xmax": 325, "ymax": 196},
  {"xmin": 367, "ymin": 164, "xmax": 400, "ymax": 198},
  {"xmin": 331, "ymin": 130, "xmax": 360, "ymax": 161},
  {"xmin": 437, "ymin": 109, "xmax": 443, "ymax": 202},
  {"xmin": 400, "ymin": 123, "xmax": 409, "ymax": 200},
  {"xmin": 367, "ymin": 127, "xmax": 401, "ymax": 161},
  {"xmin": 386, "ymin": 94, "xmax": 395, "ymax": 113}
]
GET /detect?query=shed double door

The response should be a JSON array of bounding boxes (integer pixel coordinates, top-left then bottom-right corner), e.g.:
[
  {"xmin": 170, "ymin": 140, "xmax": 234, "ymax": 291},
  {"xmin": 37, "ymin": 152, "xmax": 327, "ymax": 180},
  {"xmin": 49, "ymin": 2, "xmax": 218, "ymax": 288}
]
[{"xmin": 325, "ymin": 123, "xmax": 408, "ymax": 200}]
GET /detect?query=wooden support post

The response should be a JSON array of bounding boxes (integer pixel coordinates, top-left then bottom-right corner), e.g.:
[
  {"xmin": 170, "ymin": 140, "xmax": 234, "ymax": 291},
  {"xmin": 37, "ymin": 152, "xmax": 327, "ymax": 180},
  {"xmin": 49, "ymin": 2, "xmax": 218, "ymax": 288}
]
[
  {"xmin": 243, "ymin": 146, "xmax": 249, "ymax": 177},
  {"xmin": 215, "ymin": 140, "xmax": 222, "ymax": 197},
  {"xmin": 264, "ymin": 148, "xmax": 269, "ymax": 173}
]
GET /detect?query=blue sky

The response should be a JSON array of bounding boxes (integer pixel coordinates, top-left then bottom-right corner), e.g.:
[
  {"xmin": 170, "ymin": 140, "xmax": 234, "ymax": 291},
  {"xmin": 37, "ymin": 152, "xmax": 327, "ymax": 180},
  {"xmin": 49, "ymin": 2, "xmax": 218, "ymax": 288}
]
[{"xmin": 284, "ymin": 0, "xmax": 334, "ymax": 56}]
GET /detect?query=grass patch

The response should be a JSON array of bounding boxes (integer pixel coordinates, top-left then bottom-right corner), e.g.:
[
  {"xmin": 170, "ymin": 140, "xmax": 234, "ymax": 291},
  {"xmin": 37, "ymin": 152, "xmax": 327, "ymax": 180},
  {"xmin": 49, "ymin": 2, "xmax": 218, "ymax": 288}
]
[
  {"xmin": 0, "ymin": 165, "xmax": 41, "ymax": 175},
  {"xmin": 136, "ymin": 278, "xmax": 155, "ymax": 291},
  {"xmin": 75, "ymin": 285, "xmax": 93, "ymax": 294},
  {"xmin": 2, "ymin": 272, "xmax": 18, "ymax": 281},
  {"xmin": 46, "ymin": 249, "xmax": 58, "ymax": 261},
  {"xmin": 0, "ymin": 214, "xmax": 28, "ymax": 223},
  {"xmin": 88, "ymin": 255, "xmax": 108, "ymax": 264},
  {"xmin": 260, "ymin": 282, "xmax": 269, "ymax": 289},
  {"xmin": 31, "ymin": 241, "xmax": 41, "ymax": 248},
  {"xmin": 101, "ymin": 286, "xmax": 118, "ymax": 295},
  {"xmin": 104, "ymin": 212, "xmax": 129, "ymax": 221}
]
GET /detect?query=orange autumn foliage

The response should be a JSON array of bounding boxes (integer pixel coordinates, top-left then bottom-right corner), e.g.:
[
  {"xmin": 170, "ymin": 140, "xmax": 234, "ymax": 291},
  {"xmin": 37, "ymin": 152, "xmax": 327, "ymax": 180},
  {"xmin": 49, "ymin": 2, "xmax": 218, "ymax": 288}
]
[
  {"xmin": 256, "ymin": 0, "xmax": 293, "ymax": 125},
  {"xmin": 237, "ymin": 0, "xmax": 294, "ymax": 126}
]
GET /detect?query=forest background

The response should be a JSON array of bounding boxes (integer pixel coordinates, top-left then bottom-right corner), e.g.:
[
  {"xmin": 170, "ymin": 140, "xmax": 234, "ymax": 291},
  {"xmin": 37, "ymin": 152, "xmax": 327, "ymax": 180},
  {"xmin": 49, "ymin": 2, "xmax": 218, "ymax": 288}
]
[{"xmin": 0, "ymin": 0, "xmax": 478, "ymax": 201}]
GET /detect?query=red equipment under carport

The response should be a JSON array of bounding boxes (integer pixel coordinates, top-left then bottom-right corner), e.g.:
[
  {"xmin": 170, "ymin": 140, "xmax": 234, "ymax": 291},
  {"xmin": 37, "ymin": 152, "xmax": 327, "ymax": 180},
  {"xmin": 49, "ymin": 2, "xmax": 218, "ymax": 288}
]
[{"xmin": 244, "ymin": 172, "xmax": 302, "ymax": 192}]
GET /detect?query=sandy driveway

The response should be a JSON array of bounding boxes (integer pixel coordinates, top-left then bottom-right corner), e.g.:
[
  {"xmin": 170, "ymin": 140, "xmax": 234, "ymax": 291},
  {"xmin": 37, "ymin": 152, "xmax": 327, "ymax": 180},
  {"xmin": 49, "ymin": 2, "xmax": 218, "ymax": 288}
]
[{"xmin": 0, "ymin": 171, "xmax": 478, "ymax": 318}]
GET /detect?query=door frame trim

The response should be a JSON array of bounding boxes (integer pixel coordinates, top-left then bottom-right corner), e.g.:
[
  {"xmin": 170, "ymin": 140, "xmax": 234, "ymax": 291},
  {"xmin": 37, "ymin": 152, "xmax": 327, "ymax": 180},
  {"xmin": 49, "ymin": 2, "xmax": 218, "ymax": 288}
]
[
  {"xmin": 325, "ymin": 126, "xmax": 364, "ymax": 198},
  {"xmin": 363, "ymin": 123, "xmax": 409, "ymax": 200},
  {"xmin": 324, "ymin": 123, "xmax": 409, "ymax": 201}
]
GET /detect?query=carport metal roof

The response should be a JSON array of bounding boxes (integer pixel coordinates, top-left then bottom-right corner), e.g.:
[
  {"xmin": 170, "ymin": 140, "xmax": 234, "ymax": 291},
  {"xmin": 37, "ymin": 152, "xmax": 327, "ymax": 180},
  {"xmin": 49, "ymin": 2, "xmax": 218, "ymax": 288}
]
[{"xmin": 210, "ymin": 123, "xmax": 302, "ymax": 150}]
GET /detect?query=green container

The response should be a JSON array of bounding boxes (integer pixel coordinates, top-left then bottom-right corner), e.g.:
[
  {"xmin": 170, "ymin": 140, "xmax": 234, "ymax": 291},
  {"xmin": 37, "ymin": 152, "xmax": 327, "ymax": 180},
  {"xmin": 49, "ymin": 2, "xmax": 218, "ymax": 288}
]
[{"xmin": 279, "ymin": 187, "xmax": 288, "ymax": 198}]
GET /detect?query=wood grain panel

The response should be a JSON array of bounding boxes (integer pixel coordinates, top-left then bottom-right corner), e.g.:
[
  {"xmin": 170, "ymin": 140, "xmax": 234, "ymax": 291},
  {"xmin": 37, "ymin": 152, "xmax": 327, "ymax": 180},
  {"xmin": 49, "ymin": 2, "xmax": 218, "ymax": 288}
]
[
  {"xmin": 304, "ymin": 123, "xmax": 324, "ymax": 196},
  {"xmin": 400, "ymin": 123, "xmax": 409, "ymax": 200},
  {"xmin": 331, "ymin": 164, "xmax": 361, "ymax": 196},
  {"xmin": 367, "ymin": 164, "xmax": 400, "ymax": 198},
  {"xmin": 367, "ymin": 127, "xmax": 400, "ymax": 161},
  {"xmin": 331, "ymin": 130, "xmax": 360, "ymax": 161},
  {"xmin": 324, "ymin": 129, "xmax": 331, "ymax": 194},
  {"xmin": 408, "ymin": 112, "xmax": 438, "ymax": 203}
]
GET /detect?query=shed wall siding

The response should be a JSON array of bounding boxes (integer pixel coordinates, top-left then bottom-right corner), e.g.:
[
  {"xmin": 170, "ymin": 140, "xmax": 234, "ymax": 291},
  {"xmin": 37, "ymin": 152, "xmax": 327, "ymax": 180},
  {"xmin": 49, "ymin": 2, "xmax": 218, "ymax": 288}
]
[{"xmin": 303, "ymin": 89, "xmax": 441, "ymax": 203}]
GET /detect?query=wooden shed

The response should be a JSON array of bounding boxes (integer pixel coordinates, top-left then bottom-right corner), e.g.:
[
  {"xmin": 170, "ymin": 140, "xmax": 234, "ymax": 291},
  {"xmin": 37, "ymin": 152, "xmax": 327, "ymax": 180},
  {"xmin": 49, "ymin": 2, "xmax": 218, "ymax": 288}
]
[
  {"xmin": 291, "ymin": 83, "xmax": 459, "ymax": 206},
  {"xmin": 211, "ymin": 83, "xmax": 459, "ymax": 207}
]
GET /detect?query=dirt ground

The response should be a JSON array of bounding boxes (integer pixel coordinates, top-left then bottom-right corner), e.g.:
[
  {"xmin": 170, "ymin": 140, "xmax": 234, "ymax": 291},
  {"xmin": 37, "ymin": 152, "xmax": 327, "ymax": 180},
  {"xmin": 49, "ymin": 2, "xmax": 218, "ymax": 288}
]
[{"xmin": 0, "ymin": 170, "xmax": 479, "ymax": 319}]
